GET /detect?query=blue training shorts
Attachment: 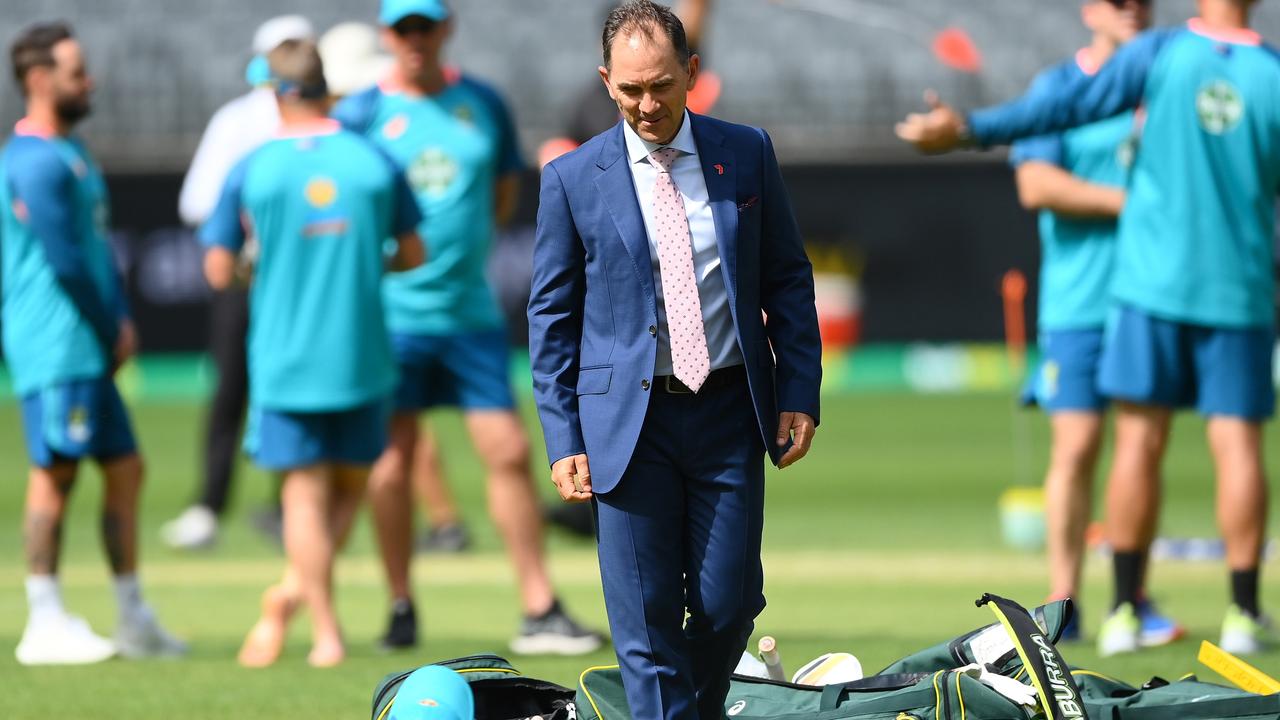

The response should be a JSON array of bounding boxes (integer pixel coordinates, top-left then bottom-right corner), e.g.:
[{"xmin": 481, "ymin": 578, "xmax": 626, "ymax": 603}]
[
  {"xmin": 20, "ymin": 376, "xmax": 138, "ymax": 468},
  {"xmin": 244, "ymin": 399, "xmax": 390, "ymax": 471},
  {"xmin": 1022, "ymin": 328, "xmax": 1108, "ymax": 413},
  {"xmin": 390, "ymin": 329, "xmax": 516, "ymax": 412},
  {"xmin": 1098, "ymin": 305, "xmax": 1275, "ymax": 421}
]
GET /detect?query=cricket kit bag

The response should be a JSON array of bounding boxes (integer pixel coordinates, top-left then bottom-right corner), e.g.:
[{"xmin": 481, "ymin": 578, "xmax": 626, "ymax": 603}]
[
  {"xmin": 1074, "ymin": 671, "xmax": 1280, "ymax": 720},
  {"xmin": 575, "ymin": 594, "xmax": 1086, "ymax": 720},
  {"xmin": 372, "ymin": 654, "xmax": 577, "ymax": 720}
]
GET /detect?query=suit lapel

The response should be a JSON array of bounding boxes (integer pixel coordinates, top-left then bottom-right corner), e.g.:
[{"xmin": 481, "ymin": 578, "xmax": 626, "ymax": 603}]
[
  {"xmin": 594, "ymin": 124, "xmax": 656, "ymax": 305},
  {"xmin": 691, "ymin": 113, "xmax": 738, "ymax": 303}
]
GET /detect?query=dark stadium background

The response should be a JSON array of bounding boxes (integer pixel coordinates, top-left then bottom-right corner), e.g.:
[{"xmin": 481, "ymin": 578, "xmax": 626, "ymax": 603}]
[{"xmin": 0, "ymin": 0, "xmax": 1277, "ymax": 351}]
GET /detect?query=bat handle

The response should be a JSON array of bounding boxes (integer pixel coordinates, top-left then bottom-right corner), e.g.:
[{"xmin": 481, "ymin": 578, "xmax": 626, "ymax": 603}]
[{"xmin": 758, "ymin": 636, "xmax": 786, "ymax": 681}]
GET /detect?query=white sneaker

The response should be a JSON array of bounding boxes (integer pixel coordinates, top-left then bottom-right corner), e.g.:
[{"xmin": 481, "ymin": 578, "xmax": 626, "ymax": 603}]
[
  {"xmin": 1220, "ymin": 604, "xmax": 1274, "ymax": 655},
  {"xmin": 115, "ymin": 607, "xmax": 188, "ymax": 659},
  {"xmin": 15, "ymin": 613, "xmax": 117, "ymax": 666},
  {"xmin": 160, "ymin": 506, "xmax": 218, "ymax": 550}
]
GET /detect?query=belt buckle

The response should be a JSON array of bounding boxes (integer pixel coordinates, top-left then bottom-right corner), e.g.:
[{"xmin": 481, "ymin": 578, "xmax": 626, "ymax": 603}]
[{"xmin": 664, "ymin": 375, "xmax": 692, "ymax": 394}]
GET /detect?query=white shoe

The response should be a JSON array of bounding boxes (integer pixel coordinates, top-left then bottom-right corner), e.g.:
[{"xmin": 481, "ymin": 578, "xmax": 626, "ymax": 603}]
[
  {"xmin": 116, "ymin": 607, "xmax": 188, "ymax": 659},
  {"xmin": 16, "ymin": 613, "xmax": 117, "ymax": 666},
  {"xmin": 1220, "ymin": 605, "xmax": 1274, "ymax": 655},
  {"xmin": 160, "ymin": 506, "xmax": 218, "ymax": 550}
]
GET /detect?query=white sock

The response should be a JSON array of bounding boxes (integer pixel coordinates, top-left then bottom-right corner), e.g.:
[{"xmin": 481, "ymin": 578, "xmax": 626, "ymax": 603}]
[
  {"xmin": 26, "ymin": 575, "xmax": 65, "ymax": 622},
  {"xmin": 113, "ymin": 574, "xmax": 146, "ymax": 620}
]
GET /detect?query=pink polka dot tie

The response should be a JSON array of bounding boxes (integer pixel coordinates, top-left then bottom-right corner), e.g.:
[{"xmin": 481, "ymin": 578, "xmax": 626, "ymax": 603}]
[{"xmin": 648, "ymin": 147, "xmax": 710, "ymax": 392}]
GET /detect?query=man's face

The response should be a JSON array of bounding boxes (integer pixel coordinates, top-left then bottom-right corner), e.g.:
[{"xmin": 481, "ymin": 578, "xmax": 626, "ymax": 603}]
[
  {"xmin": 30, "ymin": 39, "xmax": 93, "ymax": 124},
  {"xmin": 1085, "ymin": 0, "xmax": 1152, "ymax": 45},
  {"xmin": 598, "ymin": 29, "xmax": 698, "ymax": 145},
  {"xmin": 382, "ymin": 15, "xmax": 449, "ymax": 77}
]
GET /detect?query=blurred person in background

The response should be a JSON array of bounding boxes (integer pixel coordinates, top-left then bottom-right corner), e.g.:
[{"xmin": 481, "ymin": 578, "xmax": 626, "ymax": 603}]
[
  {"xmin": 161, "ymin": 15, "xmax": 314, "ymax": 550},
  {"xmin": 897, "ymin": 0, "xmax": 1278, "ymax": 656},
  {"xmin": 318, "ymin": 21, "xmax": 392, "ymax": 99},
  {"xmin": 321, "ymin": 19, "xmax": 473, "ymax": 558},
  {"xmin": 1010, "ymin": 0, "xmax": 1182, "ymax": 647},
  {"xmin": 4, "ymin": 21, "xmax": 186, "ymax": 665},
  {"xmin": 334, "ymin": 0, "xmax": 604, "ymax": 655},
  {"xmin": 202, "ymin": 39, "xmax": 424, "ymax": 667},
  {"xmin": 529, "ymin": 2, "xmax": 822, "ymax": 717}
]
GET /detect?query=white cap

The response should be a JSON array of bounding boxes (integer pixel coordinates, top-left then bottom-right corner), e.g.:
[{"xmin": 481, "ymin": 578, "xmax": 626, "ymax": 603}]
[
  {"xmin": 252, "ymin": 15, "xmax": 315, "ymax": 55},
  {"xmin": 319, "ymin": 22, "xmax": 393, "ymax": 97}
]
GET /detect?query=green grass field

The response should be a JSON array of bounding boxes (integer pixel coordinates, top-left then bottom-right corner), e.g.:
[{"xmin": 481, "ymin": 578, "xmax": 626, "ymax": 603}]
[{"xmin": 0, "ymin": 391, "xmax": 1277, "ymax": 719}]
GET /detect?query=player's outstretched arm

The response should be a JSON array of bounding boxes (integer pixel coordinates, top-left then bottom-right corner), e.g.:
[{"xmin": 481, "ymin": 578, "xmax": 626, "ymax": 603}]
[
  {"xmin": 900, "ymin": 29, "xmax": 1173, "ymax": 153},
  {"xmin": 1016, "ymin": 162, "xmax": 1125, "ymax": 219},
  {"xmin": 894, "ymin": 90, "xmax": 972, "ymax": 154}
]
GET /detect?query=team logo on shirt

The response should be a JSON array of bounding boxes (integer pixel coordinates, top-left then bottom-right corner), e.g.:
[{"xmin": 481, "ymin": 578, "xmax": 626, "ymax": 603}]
[
  {"xmin": 1196, "ymin": 80, "xmax": 1244, "ymax": 135},
  {"xmin": 452, "ymin": 104, "xmax": 474, "ymax": 125},
  {"xmin": 1115, "ymin": 136, "xmax": 1137, "ymax": 170},
  {"xmin": 11, "ymin": 199, "xmax": 28, "ymax": 223},
  {"xmin": 304, "ymin": 177, "xmax": 339, "ymax": 208},
  {"xmin": 407, "ymin": 148, "xmax": 459, "ymax": 196},
  {"xmin": 1041, "ymin": 361, "xmax": 1060, "ymax": 401},
  {"xmin": 66, "ymin": 406, "xmax": 91, "ymax": 444},
  {"xmin": 382, "ymin": 113, "xmax": 410, "ymax": 141}
]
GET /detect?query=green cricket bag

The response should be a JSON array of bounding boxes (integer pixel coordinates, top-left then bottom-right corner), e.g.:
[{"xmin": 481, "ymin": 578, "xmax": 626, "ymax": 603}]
[
  {"xmin": 576, "ymin": 661, "xmax": 1036, "ymax": 720},
  {"xmin": 1074, "ymin": 670, "xmax": 1280, "ymax": 720},
  {"xmin": 371, "ymin": 654, "xmax": 577, "ymax": 720},
  {"xmin": 879, "ymin": 596, "xmax": 1075, "ymax": 678},
  {"xmin": 575, "ymin": 593, "xmax": 1080, "ymax": 720}
]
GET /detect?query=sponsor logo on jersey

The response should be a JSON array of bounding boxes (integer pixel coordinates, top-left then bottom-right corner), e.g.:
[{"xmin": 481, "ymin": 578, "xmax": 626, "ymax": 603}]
[
  {"xmin": 304, "ymin": 177, "xmax": 339, "ymax": 209},
  {"xmin": 1196, "ymin": 80, "xmax": 1244, "ymax": 135},
  {"xmin": 382, "ymin": 113, "xmax": 410, "ymax": 141},
  {"xmin": 408, "ymin": 148, "xmax": 459, "ymax": 196},
  {"xmin": 727, "ymin": 700, "xmax": 747, "ymax": 716}
]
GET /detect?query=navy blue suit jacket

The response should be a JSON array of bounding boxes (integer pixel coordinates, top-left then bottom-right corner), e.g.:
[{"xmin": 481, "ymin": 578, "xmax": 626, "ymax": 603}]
[{"xmin": 528, "ymin": 113, "xmax": 822, "ymax": 492}]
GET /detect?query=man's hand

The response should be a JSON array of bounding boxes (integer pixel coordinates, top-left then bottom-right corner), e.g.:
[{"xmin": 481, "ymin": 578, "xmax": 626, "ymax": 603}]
[
  {"xmin": 894, "ymin": 90, "xmax": 970, "ymax": 154},
  {"xmin": 776, "ymin": 411, "xmax": 816, "ymax": 469},
  {"xmin": 551, "ymin": 453, "xmax": 593, "ymax": 503},
  {"xmin": 113, "ymin": 319, "xmax": 138, "ymax": 376}
]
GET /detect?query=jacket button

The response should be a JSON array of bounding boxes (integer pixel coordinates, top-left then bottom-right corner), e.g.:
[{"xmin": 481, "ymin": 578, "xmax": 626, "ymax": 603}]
[
  {"xmin": 648, "ymin": 325, "xmax": 657, "ymax": 337},
  {"xmin": 641, "ymin": 379, "xmax": 651, "ymax": 391}
]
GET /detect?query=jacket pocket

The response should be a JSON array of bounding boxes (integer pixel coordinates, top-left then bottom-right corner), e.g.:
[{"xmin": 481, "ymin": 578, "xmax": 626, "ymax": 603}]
[{"xmin": 576, "ymin": 365, "xmax": 613, "ymax": 395}]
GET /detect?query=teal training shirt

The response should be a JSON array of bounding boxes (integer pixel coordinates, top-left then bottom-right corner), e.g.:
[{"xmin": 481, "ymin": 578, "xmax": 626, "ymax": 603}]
[
  {"xmin": 970, "ymin": 21, "xmax": 1280, "ymax": 328},
  {"xmin": 200, "ymin": 121, "xmax": 421, "ymax": 412},
  {"xmin": 1009, "ymin": 55, "xmax": 1136, "ymax": 331},
  {"xmin": 333, "ymin": 73, "xmax": 525, "ymax": 335},
  {"xmin": 1, "ymin": 121, "xmax": 125, "ymax": 394}
]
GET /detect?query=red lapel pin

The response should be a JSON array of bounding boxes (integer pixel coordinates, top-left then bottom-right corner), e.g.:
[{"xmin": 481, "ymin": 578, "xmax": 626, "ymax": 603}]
[{"xmin": 713, "ymin": 164, "xmax": 725, "ymax": 175}]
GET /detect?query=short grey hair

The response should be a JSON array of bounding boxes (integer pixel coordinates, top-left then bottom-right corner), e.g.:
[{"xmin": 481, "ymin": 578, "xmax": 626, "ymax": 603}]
[{"xmin": 602, "ymin": 0, "xmax": 690, "ymax": 69}]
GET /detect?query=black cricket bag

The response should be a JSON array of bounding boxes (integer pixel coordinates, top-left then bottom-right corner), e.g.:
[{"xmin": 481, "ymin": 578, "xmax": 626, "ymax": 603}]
[{"xmin": 372, "ymin": 654, "xmax": 578, "ymax": 720}]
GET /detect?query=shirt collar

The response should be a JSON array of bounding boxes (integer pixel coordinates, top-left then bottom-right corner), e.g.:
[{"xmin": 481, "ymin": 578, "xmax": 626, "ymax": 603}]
[{"xmin": 623, "ymin": 111, "xmax": 696, "ymax": 165}]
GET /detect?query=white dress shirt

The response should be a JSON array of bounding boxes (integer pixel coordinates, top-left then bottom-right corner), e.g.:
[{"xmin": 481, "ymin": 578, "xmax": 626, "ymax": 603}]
[
  {"xmin": 178, "ymin": 87, "xmax": 281, "ymax": 226},
  {"xmin": 623, "ymin": 112, "xmax": 744, "ymax": 376}
]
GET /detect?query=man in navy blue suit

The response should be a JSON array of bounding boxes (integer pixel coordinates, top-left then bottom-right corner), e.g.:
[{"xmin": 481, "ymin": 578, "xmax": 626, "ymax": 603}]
[{"xmin": 528, "ymin": 2, "xmax": 822, "ymax": 717}]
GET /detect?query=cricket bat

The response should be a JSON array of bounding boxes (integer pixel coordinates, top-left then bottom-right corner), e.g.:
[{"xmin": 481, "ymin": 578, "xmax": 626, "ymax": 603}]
[
  {"xmin": 758, "ymin": 636, "xmax": 786, "ymax": 682},
  {"xmin": 1198, "ymin": 640, "xmax": 1280, "ymax": 695}
]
